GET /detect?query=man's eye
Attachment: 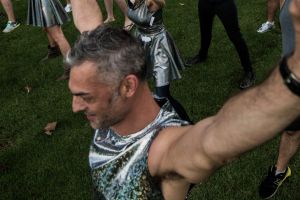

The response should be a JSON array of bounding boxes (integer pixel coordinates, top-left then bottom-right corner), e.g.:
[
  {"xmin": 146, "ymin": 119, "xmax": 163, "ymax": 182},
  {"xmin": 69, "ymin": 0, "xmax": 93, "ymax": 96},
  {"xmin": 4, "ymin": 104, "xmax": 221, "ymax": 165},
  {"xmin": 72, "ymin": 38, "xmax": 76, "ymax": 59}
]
[{"xmin": 82, "ymin": 97, "xmax": 93, "ymax": 102}]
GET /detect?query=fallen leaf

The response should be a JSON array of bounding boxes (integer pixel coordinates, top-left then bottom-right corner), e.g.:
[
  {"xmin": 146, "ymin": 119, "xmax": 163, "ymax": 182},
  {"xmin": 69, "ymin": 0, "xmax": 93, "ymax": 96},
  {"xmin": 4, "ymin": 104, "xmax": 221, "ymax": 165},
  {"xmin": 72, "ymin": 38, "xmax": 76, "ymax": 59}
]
[
  {"xmin": 44, "ymin": 122, "xmax": 57, "ymax": 135},
  {"xmin": 45, "ymin": 131, "xmax": 52, "ymax": 136},
  {"xmin": 24, "ymin": 85, "xmax": 32, "ymax": 93},
  {"xmin": 179, "ymin": 3, "xmax": 184, "ymax": 6}
]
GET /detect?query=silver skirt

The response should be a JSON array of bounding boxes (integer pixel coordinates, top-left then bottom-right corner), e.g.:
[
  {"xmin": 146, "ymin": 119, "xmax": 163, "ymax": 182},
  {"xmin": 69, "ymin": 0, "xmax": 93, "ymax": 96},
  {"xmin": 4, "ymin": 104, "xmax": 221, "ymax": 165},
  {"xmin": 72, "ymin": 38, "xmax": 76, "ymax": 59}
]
[
  {"xmin": 135, "ymin": 27, "xmax": 185, "ymax": 87},
  {"xmin": 27, "ymin": 0, "xmax": 69, "ymax": 27}
]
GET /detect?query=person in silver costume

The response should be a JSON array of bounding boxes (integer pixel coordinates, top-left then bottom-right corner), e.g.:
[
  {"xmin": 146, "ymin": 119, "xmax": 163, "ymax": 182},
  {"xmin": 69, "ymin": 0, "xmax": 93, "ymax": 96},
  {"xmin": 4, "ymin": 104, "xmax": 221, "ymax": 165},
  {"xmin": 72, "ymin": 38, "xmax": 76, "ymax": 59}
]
[
  {"xmin": 27, "ymin": 0, "xmax": 70, "ymax": 61},
  {"xmin": 1, "ymin": 0, "xmax": 20, "ymax": 33},
  {"xmin": 258, "ymin": 0, "xmax": 300, "ymax": 198},
  {"xmin": 126, "ymin": 0, "xmax": 191, "ymax": 121},
  {"xmin": 66, "ymin": 0, "xmax": 300, "ymax": 199}
]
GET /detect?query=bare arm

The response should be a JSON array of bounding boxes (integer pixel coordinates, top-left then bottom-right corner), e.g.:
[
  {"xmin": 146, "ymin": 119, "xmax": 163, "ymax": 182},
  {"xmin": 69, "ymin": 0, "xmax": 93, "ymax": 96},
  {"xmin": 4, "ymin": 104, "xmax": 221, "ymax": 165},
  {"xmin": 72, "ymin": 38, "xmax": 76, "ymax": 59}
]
[
  {"xmin": 150, "ymin": 0, "xmax": 300, "ymax": 184},
  {"xmin": 70, "ymin": 0, "xmax": 103, "ymax": 33}
]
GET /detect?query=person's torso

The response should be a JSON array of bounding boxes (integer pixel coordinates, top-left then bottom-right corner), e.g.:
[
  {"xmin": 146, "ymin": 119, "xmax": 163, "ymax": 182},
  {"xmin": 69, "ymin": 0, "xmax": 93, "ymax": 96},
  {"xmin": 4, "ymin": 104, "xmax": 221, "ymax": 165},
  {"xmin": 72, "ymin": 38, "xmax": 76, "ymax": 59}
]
[
  {"xmin": 89, "ymin": 100, "xmax": 189, "ymax": 199},
  {"xmin": 127, "ymin": 0, "xmax": 164, "ymax": 33}
]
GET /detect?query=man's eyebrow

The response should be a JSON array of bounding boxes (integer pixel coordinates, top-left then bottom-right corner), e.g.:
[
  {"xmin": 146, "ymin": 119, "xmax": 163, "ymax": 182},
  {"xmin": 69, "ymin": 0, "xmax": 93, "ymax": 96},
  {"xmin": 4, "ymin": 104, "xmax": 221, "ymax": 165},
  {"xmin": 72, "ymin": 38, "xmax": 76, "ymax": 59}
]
[{"xmin": 72, "ymin": 92, "xmax": 90, "ymax": 96}]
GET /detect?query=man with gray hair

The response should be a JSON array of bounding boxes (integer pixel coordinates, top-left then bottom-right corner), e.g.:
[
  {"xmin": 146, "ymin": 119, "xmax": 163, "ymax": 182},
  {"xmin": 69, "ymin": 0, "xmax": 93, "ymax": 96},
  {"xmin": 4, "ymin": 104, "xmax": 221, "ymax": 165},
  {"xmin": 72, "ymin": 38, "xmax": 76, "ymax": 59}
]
[{"xmin": 66, "ymin": 0, "xmax": 300, "ymax": 199}]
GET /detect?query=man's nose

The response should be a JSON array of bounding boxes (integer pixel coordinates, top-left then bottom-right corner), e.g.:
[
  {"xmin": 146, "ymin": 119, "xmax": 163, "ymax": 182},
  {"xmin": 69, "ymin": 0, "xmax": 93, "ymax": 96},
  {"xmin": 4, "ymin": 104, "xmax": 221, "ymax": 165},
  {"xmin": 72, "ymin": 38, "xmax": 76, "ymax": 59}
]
[{"xmin": 72, "ymin": 96, "xmax": 85, "ymax": 113}]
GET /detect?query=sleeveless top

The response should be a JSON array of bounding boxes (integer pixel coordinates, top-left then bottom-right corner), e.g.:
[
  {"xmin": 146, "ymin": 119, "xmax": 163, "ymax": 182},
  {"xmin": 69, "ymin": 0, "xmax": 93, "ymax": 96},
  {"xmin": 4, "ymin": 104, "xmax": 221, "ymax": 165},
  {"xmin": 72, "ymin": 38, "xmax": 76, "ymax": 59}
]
[
  {"xmin": 89, "ymin": 100, "xmax": 190, "ymax": 199},
  {"xmin": 127, "ymin": 0, "xmax": 185, "ymax": 87}
]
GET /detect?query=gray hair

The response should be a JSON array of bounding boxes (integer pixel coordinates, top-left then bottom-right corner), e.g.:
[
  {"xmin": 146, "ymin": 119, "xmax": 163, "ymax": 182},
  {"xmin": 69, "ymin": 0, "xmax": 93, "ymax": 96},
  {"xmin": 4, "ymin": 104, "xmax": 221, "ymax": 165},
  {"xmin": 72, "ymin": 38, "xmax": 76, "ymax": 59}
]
[{"xmin": 64, "ymin": 25, "xmax": 147, "ymax": 85}]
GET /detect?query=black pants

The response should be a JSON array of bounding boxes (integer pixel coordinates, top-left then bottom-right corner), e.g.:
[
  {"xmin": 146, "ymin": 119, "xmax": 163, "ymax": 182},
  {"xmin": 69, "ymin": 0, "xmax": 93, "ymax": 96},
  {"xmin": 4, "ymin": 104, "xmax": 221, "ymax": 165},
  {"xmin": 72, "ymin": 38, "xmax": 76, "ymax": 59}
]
[
  {"xmin": 198, "ymin": 0, "xmax": 252, "ymax": 72},
  {"xmin": 155, "ymin": 85, "xmax": 193, "ymax": 123}
]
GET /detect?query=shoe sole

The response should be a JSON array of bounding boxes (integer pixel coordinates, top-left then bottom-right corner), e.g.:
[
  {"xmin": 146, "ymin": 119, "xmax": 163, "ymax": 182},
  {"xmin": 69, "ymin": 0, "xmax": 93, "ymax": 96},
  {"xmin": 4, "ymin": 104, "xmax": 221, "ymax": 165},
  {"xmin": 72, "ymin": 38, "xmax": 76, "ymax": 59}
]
[{"xmin": 262, "ymin": 167, "xmax": 291, "ymax": 199}]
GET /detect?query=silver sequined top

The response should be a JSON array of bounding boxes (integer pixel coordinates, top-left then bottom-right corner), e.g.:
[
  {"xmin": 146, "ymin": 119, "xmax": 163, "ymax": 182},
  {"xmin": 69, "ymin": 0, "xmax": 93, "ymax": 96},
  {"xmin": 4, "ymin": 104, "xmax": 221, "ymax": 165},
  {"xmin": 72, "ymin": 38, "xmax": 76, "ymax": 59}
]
[{"xmin": 89, "ymin": 100, "xmax": 189, "ymax": 199}]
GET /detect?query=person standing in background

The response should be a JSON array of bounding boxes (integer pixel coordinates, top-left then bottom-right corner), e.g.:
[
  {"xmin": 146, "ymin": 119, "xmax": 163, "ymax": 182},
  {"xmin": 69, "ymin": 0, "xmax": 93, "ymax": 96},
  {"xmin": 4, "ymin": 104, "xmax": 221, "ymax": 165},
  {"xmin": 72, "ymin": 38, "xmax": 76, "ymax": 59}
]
[
  {"xmin": 27, "ymin": 0, "xmax": 71, "ymax": 61},
  {"xmin": 257, "ymin": 0, "xmax": 279, "ymax": 33},
  {"xmin": 186, "ymin": 0, "xmax": 255, "ymax": 89},
  {"xmin": 127, "ymin": 0, "xmax": 191, "ymax": 122},
  {"xmin": 258, "ymin": 0, "xmax": 300, "ymax": 198},
  {"xmin": 1, "ymin": 0, "xmax": 20, "ymax": 33}
]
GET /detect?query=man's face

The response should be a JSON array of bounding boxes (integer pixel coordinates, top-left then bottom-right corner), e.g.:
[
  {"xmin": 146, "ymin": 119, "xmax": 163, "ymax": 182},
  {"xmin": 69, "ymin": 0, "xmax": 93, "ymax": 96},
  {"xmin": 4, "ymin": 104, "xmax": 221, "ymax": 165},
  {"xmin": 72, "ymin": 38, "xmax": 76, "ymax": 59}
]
[{"xmin": 68, "ymin": 61, "xmax": 128, "ymax": 129}]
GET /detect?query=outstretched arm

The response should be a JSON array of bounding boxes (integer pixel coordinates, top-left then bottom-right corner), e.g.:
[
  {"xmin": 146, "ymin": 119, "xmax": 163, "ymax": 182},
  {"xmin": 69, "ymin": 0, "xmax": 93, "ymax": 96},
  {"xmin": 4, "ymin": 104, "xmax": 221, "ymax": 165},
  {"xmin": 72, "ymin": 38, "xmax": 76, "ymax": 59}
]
[
  {"xmin": 70, "ymin": 0, "xmax": 103, "ymax": 33},
  {"xmin": 151, "ymin": 0, "xmax": 300, "ymax": 184}
]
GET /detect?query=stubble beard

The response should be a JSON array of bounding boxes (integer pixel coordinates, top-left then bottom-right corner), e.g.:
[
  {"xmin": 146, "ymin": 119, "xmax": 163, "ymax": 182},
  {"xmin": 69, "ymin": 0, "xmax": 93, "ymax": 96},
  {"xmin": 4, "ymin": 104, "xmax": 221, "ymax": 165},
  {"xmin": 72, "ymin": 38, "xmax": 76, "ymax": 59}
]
[{"xmin": 91, "ymin": 89, "xmax": 126, "ymax": 130}]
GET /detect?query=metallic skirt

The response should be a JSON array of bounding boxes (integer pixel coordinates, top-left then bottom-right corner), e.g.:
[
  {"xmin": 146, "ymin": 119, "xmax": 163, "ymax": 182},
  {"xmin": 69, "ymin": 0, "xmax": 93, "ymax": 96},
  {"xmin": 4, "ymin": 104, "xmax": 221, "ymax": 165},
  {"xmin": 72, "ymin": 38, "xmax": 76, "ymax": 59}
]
[
  {"xmin": 135, "ymin": 26, "xmax": 185, "ymax": 87},
  {"xmin": 27, "ymin": 0, "xmax": 69, "ymax": 27}
]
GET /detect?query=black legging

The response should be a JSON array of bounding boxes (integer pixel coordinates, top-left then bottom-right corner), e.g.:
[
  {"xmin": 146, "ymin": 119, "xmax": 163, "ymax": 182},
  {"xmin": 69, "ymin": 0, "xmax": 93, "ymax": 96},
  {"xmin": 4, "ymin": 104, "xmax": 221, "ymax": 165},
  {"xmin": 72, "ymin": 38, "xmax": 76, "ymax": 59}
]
[
  {"xmin": 155, "ymin": 85, "xmax": 193, "ymax": 123},
  {"xmin": 198, "ymin": 0, "xmax": 253, "ymax": 73}
]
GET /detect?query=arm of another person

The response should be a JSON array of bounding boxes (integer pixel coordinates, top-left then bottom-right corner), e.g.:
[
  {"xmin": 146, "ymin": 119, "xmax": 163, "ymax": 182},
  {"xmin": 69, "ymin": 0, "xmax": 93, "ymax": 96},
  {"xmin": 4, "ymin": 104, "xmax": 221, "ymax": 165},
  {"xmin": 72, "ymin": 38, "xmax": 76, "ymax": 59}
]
[
  {"xmin": 70, "ymin": 0, "xmax": 103, "ymax": 33},
  {"xmin": 149, "ymin": 0, "xmax": 300, "ymax": 184}
]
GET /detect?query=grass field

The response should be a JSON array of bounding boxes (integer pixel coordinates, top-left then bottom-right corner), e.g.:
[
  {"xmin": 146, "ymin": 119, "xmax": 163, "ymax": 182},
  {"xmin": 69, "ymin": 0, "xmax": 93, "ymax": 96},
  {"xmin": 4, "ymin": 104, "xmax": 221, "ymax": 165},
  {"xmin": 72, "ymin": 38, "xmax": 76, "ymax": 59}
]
[{"xmin": 1, "ymin": 0, "xmax": 300, "ymax": 199}]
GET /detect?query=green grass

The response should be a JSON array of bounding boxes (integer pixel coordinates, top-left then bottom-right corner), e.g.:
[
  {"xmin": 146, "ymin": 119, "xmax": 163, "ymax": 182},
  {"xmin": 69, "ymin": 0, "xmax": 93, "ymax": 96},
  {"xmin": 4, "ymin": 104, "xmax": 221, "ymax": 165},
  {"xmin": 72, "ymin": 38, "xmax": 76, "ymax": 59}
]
[{"xmin": 1, "ymin": 0, "xmax": 299, "ymax": 199}]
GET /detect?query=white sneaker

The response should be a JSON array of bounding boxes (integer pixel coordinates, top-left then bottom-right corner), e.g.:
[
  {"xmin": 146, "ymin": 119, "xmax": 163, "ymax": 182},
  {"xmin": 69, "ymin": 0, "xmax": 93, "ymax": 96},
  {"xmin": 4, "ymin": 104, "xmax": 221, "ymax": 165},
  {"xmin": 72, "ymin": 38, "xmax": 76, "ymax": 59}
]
[
  {"xmin": 257, "ymin": 21, "xmax": 275, "ymax": 33},
  {"xmin": 64, "ymin": 4, "xmax": 72, "ymax": 13},
  {"xmin": 2, "ymin": 21, "xmax": 20, "ymax": 33}
]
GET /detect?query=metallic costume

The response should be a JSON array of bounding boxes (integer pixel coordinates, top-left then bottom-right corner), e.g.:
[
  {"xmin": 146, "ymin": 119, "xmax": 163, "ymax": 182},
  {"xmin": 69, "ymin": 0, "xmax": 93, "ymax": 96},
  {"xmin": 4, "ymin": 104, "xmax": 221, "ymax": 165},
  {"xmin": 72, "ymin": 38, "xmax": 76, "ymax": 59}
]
[
  {"xmin": 127, "ymin": 0, "xmax": 185, "ymax": 87},
  {"xmin": 27, "ymin": 0, "xmax": 69, "ymax": 27},
  {"xmin": 89, "ymin": 100, "xmax": 189, "ymax": 199}
]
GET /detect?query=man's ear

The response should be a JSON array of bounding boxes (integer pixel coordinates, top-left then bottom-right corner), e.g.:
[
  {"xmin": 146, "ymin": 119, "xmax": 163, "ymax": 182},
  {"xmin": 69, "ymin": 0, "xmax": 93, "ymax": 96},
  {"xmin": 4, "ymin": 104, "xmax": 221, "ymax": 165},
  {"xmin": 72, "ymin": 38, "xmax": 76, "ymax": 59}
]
[{"xmin": 120, "ymin": 74, "xmax": 139, "ymax": 98}]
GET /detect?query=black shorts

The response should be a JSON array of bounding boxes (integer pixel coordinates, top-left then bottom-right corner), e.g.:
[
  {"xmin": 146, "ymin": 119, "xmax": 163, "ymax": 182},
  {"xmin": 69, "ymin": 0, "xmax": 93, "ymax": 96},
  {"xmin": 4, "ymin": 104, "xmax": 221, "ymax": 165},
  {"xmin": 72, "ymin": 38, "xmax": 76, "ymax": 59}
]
[{"xmin": 285, "ymin": 117, "xmax": 300, "ymax": 131}]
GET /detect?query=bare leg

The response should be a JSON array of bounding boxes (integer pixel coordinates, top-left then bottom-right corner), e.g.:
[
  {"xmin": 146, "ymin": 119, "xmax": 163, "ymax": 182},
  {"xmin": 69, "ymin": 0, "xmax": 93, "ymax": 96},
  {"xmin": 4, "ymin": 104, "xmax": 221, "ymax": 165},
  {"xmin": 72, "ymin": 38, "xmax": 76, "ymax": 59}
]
[
  {"xmin": 44, "ymin": 28, "xmax": 57, "ymax": 47},
  {"xmin": 276, "ymin": 130, "xmax": 300, "ymax": 171},
  {"xmin": 0, "ymin": 0, "xmax": 16, "ymax": 22},
  {"xmin": 114, "ymin": 0, "xmax": 132, "ymax": 27},
  {"xmin": 70, "ymin": 0, "xmax": 103, "ymax": 33},
  {"xmin": 267, "ymin": 0, "xmax": 279, "ymax": 22},
  {"xmin": 104, "ymin": 0, "xmax": 115, "ymax": 23},
  {"xmin": 45, "ymin": 25, "xmax": 70, "ymax": 57}
]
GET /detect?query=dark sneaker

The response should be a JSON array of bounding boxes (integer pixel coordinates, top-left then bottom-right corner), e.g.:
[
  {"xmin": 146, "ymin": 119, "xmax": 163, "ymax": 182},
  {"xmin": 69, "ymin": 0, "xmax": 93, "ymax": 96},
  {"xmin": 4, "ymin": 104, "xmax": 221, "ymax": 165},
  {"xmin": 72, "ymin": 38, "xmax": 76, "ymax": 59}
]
[
  {"xmin": 259, "ymin": 165, "xmax": 291, "ymax": 199},
  {"xmin": 185, "ymin": 53, "xmax": 207, "ymax": 66},
  {"xmin": 40, "ymin": 45, "xmax": 61, "ymax": 62},
  {"xmin": 239, "ymin": 71, "xmax": 255, "ymax": 89}
]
